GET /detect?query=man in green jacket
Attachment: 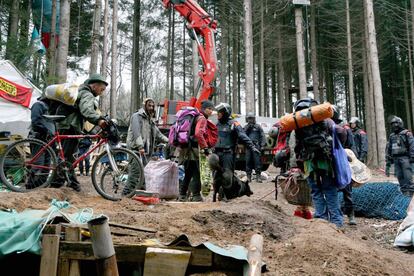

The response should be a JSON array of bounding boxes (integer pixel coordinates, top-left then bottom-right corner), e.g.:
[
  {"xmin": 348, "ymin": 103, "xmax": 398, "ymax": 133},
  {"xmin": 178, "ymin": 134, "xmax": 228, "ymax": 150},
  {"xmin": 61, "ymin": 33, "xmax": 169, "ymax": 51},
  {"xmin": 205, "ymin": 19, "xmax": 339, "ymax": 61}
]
[{"xmin": 56, "ymin": 74, "xmax": 108, "ymax": 191}]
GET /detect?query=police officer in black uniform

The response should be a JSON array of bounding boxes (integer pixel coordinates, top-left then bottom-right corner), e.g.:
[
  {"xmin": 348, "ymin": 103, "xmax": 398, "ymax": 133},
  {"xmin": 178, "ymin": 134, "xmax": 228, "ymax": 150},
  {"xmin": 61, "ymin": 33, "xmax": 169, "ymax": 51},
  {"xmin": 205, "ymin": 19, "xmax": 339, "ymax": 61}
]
[
  {"xmin": 244, "ymin": 112, "xmax": 266, "ymax": 182},
  {"xmin": 385, "ymin": 116, "xmax": 414, "ymax": 197},
  {"xmin": 349, "ymin": 117, "xmax": 368, "ymax": 163},
  {"xmin": 214, "ymin": 103, "xmax": 259, "ymax": 188}
]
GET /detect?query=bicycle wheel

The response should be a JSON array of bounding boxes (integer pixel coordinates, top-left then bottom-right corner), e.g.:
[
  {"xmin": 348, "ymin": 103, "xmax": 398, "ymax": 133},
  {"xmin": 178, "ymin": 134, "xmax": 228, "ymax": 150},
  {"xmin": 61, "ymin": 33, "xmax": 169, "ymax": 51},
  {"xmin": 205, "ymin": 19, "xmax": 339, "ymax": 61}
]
[
  {"xmin": 91, "ymin": 147, "xmax": 144, "ymax": 201},
  {"xmin": 0, "ymin": 138, "xmax": 57, "ymax": 192}
]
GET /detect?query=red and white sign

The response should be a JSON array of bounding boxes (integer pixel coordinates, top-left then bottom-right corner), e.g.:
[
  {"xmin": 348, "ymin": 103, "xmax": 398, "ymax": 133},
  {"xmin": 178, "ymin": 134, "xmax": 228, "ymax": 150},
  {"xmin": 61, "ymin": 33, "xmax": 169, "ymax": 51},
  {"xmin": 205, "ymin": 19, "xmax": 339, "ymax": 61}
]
[{"xmin": 0, "ymin": 76, "xmax": 33, "ymax": 108}]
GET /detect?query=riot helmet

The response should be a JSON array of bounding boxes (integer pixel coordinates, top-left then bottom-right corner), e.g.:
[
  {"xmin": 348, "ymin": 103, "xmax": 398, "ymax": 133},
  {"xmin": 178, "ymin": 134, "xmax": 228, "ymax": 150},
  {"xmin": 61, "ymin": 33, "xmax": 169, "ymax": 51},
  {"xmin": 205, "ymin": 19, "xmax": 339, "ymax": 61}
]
[
  {"xmin": 273, "ymin": 149, "xmax": 289, "ymax": 168},
  {"xmin": 268, "ymin": 126, "xmax": 279, "ymax": 138},
  {"xmin": 293, "ymin": 97, "xmax": 319, "ymax": 112},
  {"xmin": 349, "ymin": 117, "xmax": 360, "ymax": 129},
  {"xmin": 246, "ymin": 112, "xmax": 256, "ymax": 124},
  {"xmin": 390, "ymin": 116, "xmax": 404, "ymax": 133},
  {"xmin": 332, "ymin": 105, "xmax": 342, "ymax": 124},
  {"xmin": 215, "ymin": 103, "xmax": 232, "ymax": 121}
]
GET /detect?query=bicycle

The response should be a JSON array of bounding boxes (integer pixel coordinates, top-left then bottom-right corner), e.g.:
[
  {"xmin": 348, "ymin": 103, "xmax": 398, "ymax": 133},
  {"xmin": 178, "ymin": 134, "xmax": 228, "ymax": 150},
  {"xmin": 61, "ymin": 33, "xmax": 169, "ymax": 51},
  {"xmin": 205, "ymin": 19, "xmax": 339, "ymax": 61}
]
[{"xmin": 0, "ymin": 115, "xmax": 144, "ymax": 201}]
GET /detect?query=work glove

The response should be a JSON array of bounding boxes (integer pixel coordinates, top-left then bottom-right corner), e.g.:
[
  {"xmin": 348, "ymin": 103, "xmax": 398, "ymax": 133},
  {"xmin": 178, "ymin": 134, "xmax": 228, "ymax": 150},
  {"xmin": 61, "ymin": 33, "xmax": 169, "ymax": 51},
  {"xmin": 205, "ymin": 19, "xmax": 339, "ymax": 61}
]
[{"xmin": 385, "ymin": 164, "xmax": 391, "ymax": 177}]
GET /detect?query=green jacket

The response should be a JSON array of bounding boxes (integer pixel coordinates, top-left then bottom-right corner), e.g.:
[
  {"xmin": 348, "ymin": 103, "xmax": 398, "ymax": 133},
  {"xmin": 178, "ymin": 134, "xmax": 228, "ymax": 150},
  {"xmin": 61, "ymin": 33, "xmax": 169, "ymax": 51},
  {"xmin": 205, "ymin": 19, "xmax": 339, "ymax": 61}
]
[{"xmin": 57, "ymin": 84, "xmax": 101, "ymax": 133}]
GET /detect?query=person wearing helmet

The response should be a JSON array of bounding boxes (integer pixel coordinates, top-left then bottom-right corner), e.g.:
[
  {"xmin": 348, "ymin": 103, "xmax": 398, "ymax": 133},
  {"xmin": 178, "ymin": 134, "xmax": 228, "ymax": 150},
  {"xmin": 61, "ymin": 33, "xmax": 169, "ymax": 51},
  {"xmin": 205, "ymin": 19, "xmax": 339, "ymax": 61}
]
[
  {"xmin": 214, "ymin": 103, "xmax": 259, "ymax": 196},
  {"xmin": 244, "ymin": 112, "xmax": 266, "ymax": 182},
  {"xmin": 294, "ymin": 98, "xmax": 343, "ymax": 227},
  {"xmin": 385, "ymin": 116, "xmax": 414, "ymax": 197},
  {"xmin": 349, "ymin": 117, "xmax": 368, "ymax": 163}
]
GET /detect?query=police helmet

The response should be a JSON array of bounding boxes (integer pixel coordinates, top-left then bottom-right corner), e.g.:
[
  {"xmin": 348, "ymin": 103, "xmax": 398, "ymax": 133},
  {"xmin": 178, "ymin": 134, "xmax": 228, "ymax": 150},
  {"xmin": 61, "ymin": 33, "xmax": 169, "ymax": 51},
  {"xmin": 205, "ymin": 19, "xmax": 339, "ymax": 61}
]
[
  {"xmin": 332, "ymin": 105, "xmax": 342, "ymax": 124},
  {"xmin": 215, "ymin": 103, "xmax": 232, "ymax": 119},
  {"xmin": 349, "ymin": 117, "xmax": 360, "ymax": 125},
  {"xmin": 390, "ymin": 116, "xmax": 404, "ymax": 128},
  {"xmin": 273, "ymin": 149, "xmax": 289, "ymax": 168},
  {"xmin": 268, "ymin": 126, "xmax": 279, "ymax": 138},
  {"xmin": 293, "ymin": 97, "xmax": 319, "ymax": 112}
]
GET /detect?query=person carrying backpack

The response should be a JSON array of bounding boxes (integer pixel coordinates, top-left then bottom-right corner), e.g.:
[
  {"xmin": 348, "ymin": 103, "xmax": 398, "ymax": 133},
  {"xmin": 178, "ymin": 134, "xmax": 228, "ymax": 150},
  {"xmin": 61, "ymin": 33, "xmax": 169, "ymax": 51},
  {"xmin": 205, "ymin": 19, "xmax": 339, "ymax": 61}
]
[
  {"xmin": 294, "ymin": 98, "xmax": 343, "ymax": 227},
  {"xmin": 385, "ymin": 116, "xmax": 414, "ymax": 197},
  {"xmin": 176, "ymin": 100, "xmax": 217, "ymax": 202},
  {"xmin": 244, "ymin": 112, "xmax": 266, "ymax": 183},
  {"xmin": 56, "ymin": 74, "xmax": 109, "ymax": 192}
]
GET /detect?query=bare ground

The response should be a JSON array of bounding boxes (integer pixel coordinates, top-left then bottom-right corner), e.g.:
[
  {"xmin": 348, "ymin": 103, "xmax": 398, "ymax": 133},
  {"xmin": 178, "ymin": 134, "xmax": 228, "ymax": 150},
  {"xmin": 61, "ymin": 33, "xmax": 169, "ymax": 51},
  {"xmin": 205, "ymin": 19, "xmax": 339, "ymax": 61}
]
[{"xmin": 0, "ymin": 168, "xmax": 413, "ymax": 275}]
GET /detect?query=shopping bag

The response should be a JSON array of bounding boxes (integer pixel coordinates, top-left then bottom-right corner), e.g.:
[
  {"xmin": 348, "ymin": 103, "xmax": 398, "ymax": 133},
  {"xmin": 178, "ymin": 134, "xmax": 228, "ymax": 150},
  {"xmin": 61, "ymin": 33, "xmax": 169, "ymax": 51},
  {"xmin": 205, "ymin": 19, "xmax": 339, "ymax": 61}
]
[{"xmin": 332, "ymin": 125, "xmax": 352, "ymax": 189}]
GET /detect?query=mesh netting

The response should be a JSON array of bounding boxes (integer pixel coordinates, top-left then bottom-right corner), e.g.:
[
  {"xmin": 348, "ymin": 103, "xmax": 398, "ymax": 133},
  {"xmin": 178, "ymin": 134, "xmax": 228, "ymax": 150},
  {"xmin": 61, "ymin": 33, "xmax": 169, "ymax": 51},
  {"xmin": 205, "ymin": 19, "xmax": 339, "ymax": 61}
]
[{"xmin": 339, "ymin": 182, "xmax": 411, "ymax": 220}]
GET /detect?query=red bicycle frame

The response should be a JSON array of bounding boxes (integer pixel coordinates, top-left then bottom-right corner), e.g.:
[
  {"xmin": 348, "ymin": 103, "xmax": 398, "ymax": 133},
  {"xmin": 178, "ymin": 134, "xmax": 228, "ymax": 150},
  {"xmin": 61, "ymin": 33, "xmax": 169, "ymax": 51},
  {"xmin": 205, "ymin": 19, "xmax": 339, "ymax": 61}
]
[{"xmin": 28, "ymin": 130, "xmax": 108, "ymax": 170}]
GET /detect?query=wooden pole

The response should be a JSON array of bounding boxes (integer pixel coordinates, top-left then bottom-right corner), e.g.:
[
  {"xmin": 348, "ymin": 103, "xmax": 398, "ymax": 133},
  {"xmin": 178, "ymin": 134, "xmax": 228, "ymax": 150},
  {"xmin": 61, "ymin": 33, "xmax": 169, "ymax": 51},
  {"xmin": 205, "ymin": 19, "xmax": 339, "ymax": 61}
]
[
  {"xmin": 247, "ymin": 234, "xmax": 263, "ymax": 276},
  {"xmin": 88, "ymin": 216, "xmax": 119, "ymax": 276}
]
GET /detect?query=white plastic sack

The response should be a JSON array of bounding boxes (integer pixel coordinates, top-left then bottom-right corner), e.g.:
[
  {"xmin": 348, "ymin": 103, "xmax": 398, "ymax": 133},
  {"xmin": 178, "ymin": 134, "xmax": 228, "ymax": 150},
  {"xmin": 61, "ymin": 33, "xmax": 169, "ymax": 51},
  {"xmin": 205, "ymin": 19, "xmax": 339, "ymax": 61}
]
[
  {"xmin": 45, "ymin": 83, "xmax": 79, "ymax": 105},
  {"xmin": 144, "ymin": 160, "xmax": 179, "ymax": 199},
  {"xmin": 394, "ymin": 197, "xmax": 414, "ymax": 247}
]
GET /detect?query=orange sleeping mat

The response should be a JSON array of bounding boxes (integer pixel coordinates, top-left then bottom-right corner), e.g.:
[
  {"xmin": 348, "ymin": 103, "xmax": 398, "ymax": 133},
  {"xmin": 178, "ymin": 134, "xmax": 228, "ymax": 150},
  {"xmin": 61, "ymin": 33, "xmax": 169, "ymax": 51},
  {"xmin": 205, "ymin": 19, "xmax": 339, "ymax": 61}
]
[{"xmin": 279, "ymin": 102, "xmax": 333, "ymax": 132}]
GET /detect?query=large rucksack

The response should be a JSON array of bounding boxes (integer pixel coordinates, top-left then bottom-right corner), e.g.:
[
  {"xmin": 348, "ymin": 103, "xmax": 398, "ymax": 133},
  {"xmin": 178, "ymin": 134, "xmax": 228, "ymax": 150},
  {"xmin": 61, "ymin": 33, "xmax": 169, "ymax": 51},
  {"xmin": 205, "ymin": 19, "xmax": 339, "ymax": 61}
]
[
  {"xmin": 168, "ymin": 107, "xmax": 200, "ymax": 148},
  {"xmin": 298, "ymin": 121, "xmax": 333, "ymax": 160}
]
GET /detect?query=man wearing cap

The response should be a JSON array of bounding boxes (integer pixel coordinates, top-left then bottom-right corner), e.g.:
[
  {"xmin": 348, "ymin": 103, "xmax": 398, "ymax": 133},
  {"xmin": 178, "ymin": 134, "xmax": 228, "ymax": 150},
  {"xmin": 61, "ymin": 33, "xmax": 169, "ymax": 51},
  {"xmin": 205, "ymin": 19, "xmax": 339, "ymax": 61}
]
[
  {"xmin": 127, "ymin": 98, "xmax": 168, "ymax": 166},
  {"xmin": 244, "ymin": 112, "xmax": 266, "ymax": 183},
  {"xmin": 177, "ymin": 100, "xmax": 217, "ymax": 202},
  {"xmin": 56, "ymin": 73, "xmax": 108, "ymax": 191}
]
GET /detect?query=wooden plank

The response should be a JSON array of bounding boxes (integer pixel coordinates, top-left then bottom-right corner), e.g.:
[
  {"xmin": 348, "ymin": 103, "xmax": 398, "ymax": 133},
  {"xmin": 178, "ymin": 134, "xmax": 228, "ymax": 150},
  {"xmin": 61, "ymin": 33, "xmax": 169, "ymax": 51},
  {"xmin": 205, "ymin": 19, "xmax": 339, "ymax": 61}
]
[
  {"xmin": 59, "ymin": 241, "xmax": 212, "ymax": 266},
  {"xmin": 65, "ymin": 227, "xmax": 81, "ymax": 276},
  {"xmin": 109, "ymin": 222, "xmax": 157, "ymax": 233},
  {"xmin": 40, "ymin": 234, "xmax": 60, "ymax": 276},
  {"xmin": 143, "ymin": 247, "xmax": 191, "ymax": 276},
  {"xmin": 247, "ymin": 234, "xmax": 264, "ymax": 276},
  {"xmin": 58, "ymin": 258, "xmax": 70, "ymax": 276}
]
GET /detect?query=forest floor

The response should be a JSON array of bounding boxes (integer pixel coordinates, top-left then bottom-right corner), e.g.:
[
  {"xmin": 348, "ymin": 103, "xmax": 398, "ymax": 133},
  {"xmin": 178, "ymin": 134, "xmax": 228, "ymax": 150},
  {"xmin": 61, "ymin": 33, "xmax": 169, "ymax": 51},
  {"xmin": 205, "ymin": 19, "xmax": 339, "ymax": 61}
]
[{"xmin": 0, "ymin": 167, "xmax": 413, "ymax": 275}]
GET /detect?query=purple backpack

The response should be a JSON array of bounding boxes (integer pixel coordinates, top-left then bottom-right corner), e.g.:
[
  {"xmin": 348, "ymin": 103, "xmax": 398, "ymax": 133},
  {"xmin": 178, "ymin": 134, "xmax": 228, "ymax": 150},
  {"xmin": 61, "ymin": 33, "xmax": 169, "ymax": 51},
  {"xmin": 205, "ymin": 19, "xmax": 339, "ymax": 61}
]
[{"xmin": 168, "ymin": 107, "xmax": 200, "ymax": 148}]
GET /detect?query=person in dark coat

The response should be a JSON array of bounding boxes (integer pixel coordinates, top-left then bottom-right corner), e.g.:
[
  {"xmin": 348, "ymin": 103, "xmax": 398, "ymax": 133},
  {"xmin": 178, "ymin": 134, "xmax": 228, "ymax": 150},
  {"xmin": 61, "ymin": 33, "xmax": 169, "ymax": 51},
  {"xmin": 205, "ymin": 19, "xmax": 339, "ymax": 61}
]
[
  {"xmin": 349, "ymin": 117, "xmax": 368, "ymax": 163},
  {"xmin": 213, "ymin": 103, "xmax": 259, "ymax": 199},
  {"xmin": 244, "ymin": 112, "xmax": 266, "ymax": 182},
  {"xmin": 385, "ymin": 116, "xmax": 414, "ymax": 197}
]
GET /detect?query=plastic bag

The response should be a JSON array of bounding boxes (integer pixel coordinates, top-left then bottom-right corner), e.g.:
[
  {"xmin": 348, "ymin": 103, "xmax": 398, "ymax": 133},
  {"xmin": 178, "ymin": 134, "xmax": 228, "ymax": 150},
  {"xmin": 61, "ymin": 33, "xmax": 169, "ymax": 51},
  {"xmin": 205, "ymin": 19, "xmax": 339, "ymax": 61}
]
[
  {"xmin": 45, "ymin": 83, "xmax": 79, "ymax": 106},
  {"xmin": 332, "ymin": 125, "xmax": 352, "ymax": 189},
  {"xmin": 144, "ymin": 160, "xmax": 179, "ymax": 199}
]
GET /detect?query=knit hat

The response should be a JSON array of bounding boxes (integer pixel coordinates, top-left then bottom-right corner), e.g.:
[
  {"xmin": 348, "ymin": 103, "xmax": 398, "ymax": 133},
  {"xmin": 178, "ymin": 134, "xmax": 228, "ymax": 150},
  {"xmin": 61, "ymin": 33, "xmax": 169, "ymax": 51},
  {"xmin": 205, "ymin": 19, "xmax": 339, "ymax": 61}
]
[
  {"xmin": 85, "ymin": 73, "xmax": 108, "ymax": 86},
  {"xmin": 201, "ymin": 100, "xmax": 215, "ymax": 110}
]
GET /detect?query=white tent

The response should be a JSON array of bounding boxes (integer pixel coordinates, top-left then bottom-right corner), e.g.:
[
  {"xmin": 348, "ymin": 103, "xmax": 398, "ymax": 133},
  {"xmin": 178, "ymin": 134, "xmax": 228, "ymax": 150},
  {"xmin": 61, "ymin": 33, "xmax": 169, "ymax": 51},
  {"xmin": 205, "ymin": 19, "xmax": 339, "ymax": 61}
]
[{"xmin": 0, "ymin": 60, "xmax": 42, "ymax": 138}]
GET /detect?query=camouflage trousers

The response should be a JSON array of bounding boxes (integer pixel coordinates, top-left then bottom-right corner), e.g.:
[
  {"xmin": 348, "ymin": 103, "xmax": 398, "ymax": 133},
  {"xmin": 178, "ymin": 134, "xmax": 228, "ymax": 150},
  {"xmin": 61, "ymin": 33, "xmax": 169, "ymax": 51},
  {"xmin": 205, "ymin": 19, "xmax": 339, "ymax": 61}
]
[{"xmin": 199, "ymin": 148, "xmax": 213, "ymax": 196}]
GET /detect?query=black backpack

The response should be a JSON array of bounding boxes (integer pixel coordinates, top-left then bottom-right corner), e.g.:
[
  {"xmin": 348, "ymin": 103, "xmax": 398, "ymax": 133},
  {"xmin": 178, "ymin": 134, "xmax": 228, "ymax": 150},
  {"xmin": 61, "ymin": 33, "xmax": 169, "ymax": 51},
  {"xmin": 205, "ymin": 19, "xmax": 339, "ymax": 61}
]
[{"xmin": 298, "ymin": 121, "xmax": 333, "ymax": 160}]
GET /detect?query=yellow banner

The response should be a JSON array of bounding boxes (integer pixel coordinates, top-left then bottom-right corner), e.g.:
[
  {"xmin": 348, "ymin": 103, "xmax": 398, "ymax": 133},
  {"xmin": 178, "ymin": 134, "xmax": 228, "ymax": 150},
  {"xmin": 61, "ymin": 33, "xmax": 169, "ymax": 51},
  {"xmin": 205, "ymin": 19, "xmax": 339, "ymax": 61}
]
[{"xmin": 0, "ymin": 78, "xmax": 17, "ymax": 97}]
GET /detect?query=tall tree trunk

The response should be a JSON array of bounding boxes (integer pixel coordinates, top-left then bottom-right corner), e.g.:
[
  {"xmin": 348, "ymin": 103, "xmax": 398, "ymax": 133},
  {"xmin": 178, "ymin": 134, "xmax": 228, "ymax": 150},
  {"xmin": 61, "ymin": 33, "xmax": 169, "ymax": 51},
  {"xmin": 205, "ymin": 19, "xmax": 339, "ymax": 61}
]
[
  {"xmin": 271, "ymin": 62, "xmax": 276, "ymax": 117},
  {"xmin": 90, "ymin": 0, "xmax": 102, "ymax": 75},
  {"xmin": 365, "ymin": 0, "xmax": 386, "ymax": 168},
  {"xmin": 295, "ymin": 7, "xmax": 307, "ymax": 99},
  {"xmin": 47, "ymin": 0, "xmax": 58, "ymax": 83},
  {"xmin": 243, "ymin": 0, "xmax": 255, "ymax": 113},
  {"xmin": 100, "ymin": 0, "xmax": 109, "ymax": 111},
  {"xmin": 402, "ymin": 62, "xmax": 412, "ymax": 128},
  {"xmin": 18, "ymin": 0, "xmax": 30, "ymax": 67},
  {"xmin": 166, "ymin": 9, "xmax": 172, "ymax": 97},
  {"xmin": 131, "ymin": 0, "xmax": 140, "ymax": 113},
  {"xmin": 219, "ymin": 0, "xmax": 228, "ymax": 103},
  {"xmin": 259, "ymin": 0, "xmax": 265, "ymax": 115},
  {"xmin": 110, "ymin": 0, "xmax": 118, "ymax": 118},
  {"xmin": 192, "ymin": 0, "xmax": 200, "ymax": 96},
  {"xmin": 183, "ymin": 23, "xmax": 186, "ymax": 100},
  {"xmin": 55, "ymin": 0, "xmax": 70, "ymax": 82},
  {"xmin": 407, "ymin": 4, "xmax": 414, "ymax": 130},
  {"xmin": 345, "ymin": 0, "xmax": 356, "ymax": 117},
  {"xmin": 232, "ymin": 16, "xmax": 239, "ymax": 113},
  {"xmin": 169, "ymin": 12, "xmax": 175, "ymax": 100},
  {"xmin": 277, "ymin": 21, "xmax": 285, "ymax": 117},
  {"xmin": 310, "ymin": 1, "xmax": 319, "ymax": 102},
  {"xmin": 5, "ymin": 0, "xmax": 19, "ymax": 61}
]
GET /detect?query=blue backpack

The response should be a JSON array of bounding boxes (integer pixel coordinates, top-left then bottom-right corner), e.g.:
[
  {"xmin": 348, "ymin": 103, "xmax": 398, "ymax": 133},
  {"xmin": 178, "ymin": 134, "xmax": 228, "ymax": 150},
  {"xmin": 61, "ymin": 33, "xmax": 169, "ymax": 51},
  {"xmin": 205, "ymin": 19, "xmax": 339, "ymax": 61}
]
[
  {"xmin": 168, "ymin": 107, "xmax": 200, "ymax": 148},
  {"xmin": 332, "ymin": 125, "xmax": 352, "ymax": 189}
]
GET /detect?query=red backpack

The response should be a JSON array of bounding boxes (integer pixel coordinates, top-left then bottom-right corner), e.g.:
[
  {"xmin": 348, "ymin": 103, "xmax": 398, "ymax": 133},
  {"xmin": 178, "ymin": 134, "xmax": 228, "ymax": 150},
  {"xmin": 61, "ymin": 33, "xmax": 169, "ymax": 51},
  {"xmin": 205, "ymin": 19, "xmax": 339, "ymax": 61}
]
[{"xmin": 205, "ymin": 119, "xmax": 218, "ymax": 148}]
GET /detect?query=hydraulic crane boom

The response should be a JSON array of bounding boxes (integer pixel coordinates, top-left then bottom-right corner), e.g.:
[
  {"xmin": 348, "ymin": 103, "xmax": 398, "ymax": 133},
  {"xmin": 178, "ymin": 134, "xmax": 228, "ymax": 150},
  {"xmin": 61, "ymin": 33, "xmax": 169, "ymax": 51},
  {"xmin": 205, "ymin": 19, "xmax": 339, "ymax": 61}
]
[{"xmin": 162, "ymin": 0, "xmax": 218, "ymax": 110}]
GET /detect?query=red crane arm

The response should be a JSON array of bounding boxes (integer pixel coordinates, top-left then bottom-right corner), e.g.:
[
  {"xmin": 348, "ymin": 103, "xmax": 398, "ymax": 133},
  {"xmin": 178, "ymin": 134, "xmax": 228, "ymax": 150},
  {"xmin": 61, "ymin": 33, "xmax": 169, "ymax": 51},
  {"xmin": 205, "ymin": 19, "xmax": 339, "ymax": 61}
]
[{"xmin": 162, "ymin": 0, "xmax": 218, "ymax": 110}]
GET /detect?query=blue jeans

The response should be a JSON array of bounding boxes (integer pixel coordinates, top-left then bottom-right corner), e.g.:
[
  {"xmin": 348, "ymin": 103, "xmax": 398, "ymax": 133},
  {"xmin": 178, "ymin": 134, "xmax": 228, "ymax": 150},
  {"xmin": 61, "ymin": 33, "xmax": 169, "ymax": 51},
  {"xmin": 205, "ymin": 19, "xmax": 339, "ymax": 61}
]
[{"xmin": 307, "ymin": 172, "xmax": 343, "ymax": 227}]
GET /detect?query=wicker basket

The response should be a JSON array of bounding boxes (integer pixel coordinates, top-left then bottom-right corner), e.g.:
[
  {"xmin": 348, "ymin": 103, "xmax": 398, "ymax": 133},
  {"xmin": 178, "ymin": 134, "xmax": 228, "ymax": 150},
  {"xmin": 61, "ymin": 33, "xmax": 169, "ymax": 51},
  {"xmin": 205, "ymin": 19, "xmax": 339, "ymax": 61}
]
[{"xmin": 277, "ymin": 174, "xmax": 312, "ymax": 206}]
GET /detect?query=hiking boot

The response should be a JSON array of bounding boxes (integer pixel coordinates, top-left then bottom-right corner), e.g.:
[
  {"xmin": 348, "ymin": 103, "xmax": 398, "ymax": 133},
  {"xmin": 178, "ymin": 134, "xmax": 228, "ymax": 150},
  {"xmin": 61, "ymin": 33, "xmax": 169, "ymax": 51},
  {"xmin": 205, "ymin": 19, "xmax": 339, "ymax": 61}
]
[
  {"xmin": 256, "ymin": 174, "xmax": 262, "ymax": 183},
  {"xmin": 348, "ymin": 212, "xmax": 357, "ymax": 225},
  {"xmin": 67, "ymin": 175, "xmax": 81, "ymax": 192},
  {"xmin": 247, "ymin": 174, "xmax": 252, "ymax": 182},
  {"xmin": 303, "ymin": 209, "xmax": 313, "ymax": 220},
  {"xmin": 191, "ymin": 194, "xmax": 203, "ymax": 202},
  {"xmin": 293, "ymin": 209, "xmax": 303, "ymax": 218},
  {"xmin": 177, "ymin": 195, "xmax": 187, "ymax": 202}
]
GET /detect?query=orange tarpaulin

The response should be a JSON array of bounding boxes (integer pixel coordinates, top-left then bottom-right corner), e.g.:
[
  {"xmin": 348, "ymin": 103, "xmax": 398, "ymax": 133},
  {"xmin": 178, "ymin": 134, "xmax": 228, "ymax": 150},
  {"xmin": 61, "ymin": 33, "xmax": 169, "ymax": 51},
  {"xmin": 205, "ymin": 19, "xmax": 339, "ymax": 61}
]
[
  {"xmin": 0, "ymin": 76, "xmax": 32, "ymax": 108},
  {"xmin": 279, "ymin": 102, "xmax": 334, "ymax": 132}
]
